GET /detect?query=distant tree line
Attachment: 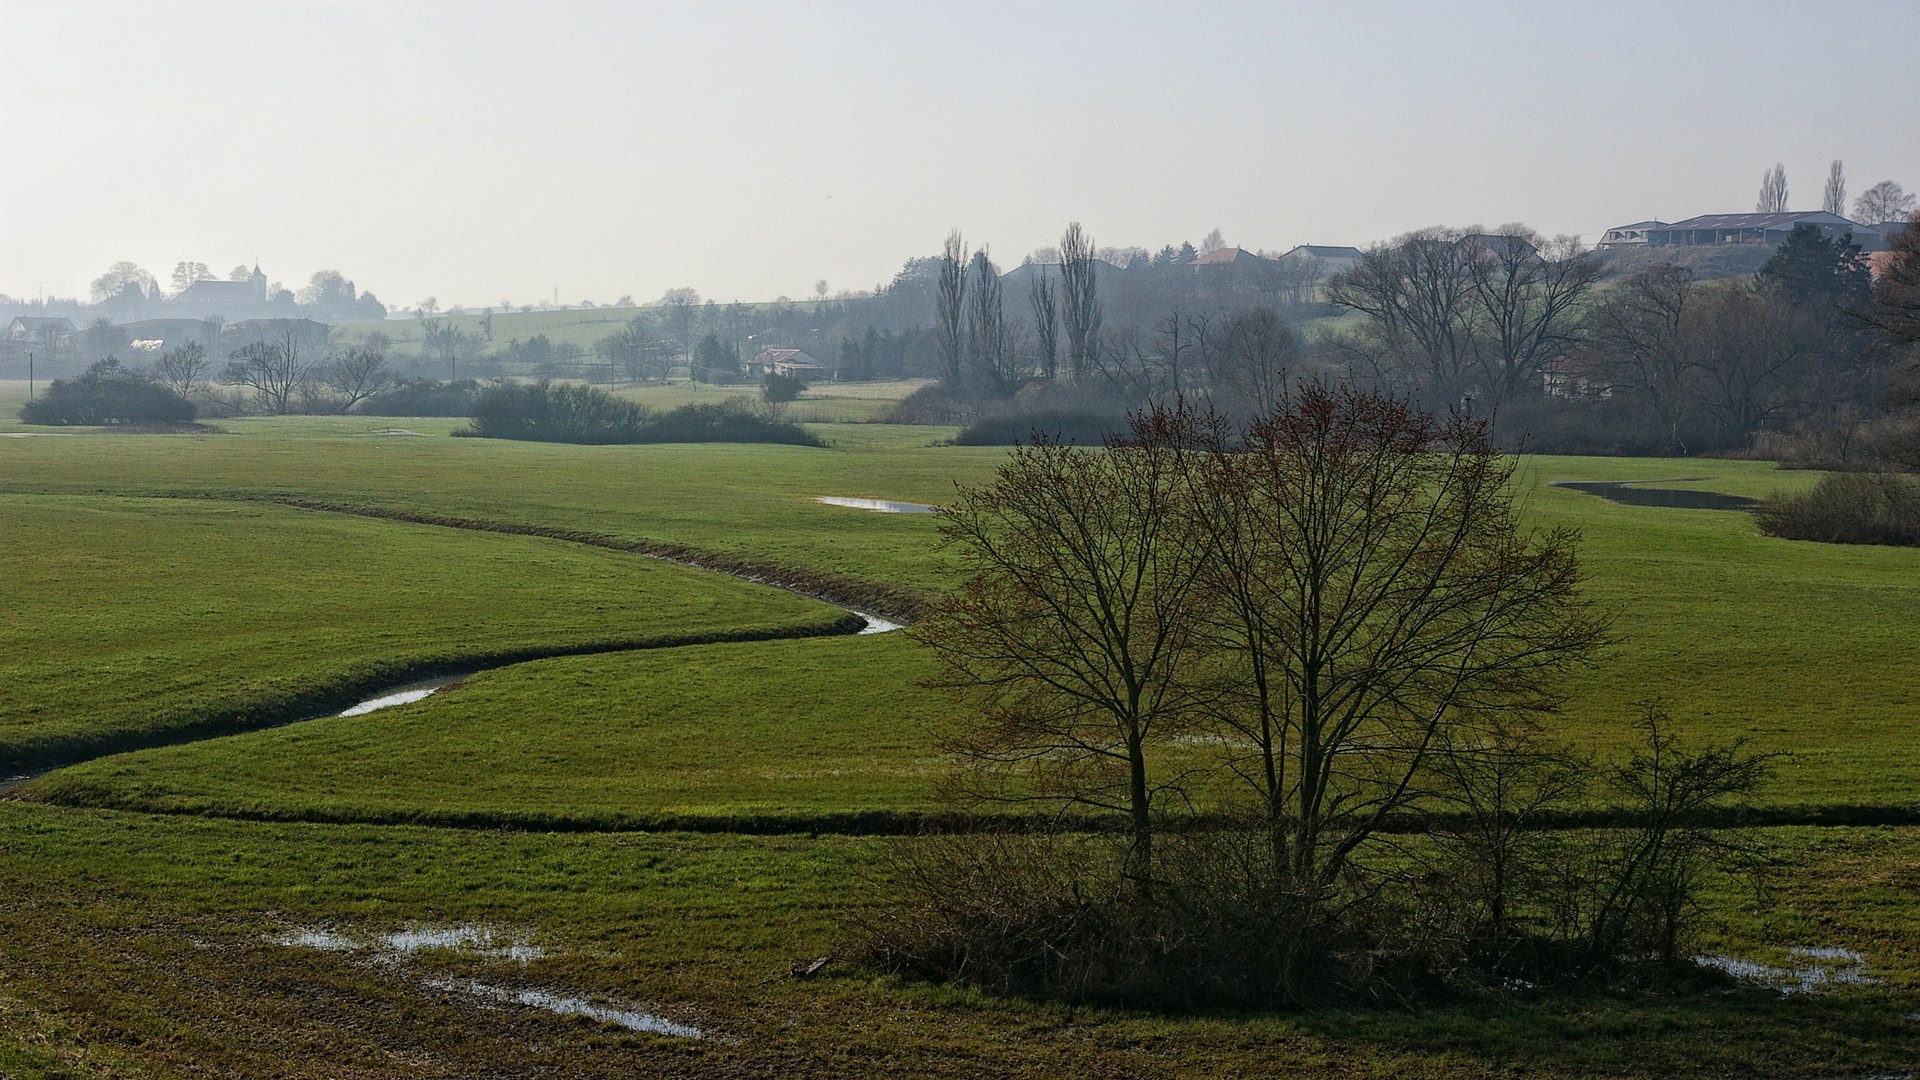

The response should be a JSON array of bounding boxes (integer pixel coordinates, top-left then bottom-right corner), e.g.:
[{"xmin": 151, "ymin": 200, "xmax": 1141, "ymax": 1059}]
[{"xmin": 457, "ymin": 381, "xmax": 820, "ymax": 446}]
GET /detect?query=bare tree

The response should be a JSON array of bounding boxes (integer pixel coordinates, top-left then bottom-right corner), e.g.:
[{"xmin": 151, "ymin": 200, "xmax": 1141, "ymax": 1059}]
[
  {"xmin": 321, "ymin": 348, "xmax": 391, "ymax": 411},
  {"xmin": 1462, "ymin": 229, "xmax": 1601, "ymax": 404},
  {"xmin": 922, "ymin": 389, "xmax": 1604, "ymax": 905},
  {"xmin": 966, "ymin": 249, "xmax": 1016, "ymax": 392},
  {"xmin": 1028, "ymin": 268, "xmax": 1059, "ymax": 381},
  {"xmin": 1086, "ymin": 324, "xmax": 1162, "ymax": 401},
  {"xmin": 420, "ymin": 319, "xmax": 473, "ymax": 381},
  {"xmin": 170, "ymin": 261, "xmax": 212, "ymax": 296},
  {"xmin": 89, "ymin": 261, "xmax": 157, "ymax": 304},
  {"xmin": 1853, "ymin": 180, "xmax": 1917, "ymax": 223},
  {"xmin": 1823, "ymin": 160, "xmax": 1847, "ymax": 216},
  {"xmin": 597, "ymin": 324, "xmax": 663, "ymax": 383},
  {"xmin": 1200, "ymin": 227, "xmax": 1226, "ymax": 255},
  {"xmin": 1153, "ymin": 308, "xmax": 1193, "ymax": 397},
  {"xmin": 917, "ymin": 428, "xmax": 1212, "ymax": 883},
  {"xmin": 935, "ymin": 230, "xmax": 968, "ymax": 386},
  {"xmin": 1584, "ymin": 263, "xmax": 1700, "ymax": 453},
  {"xmin": 1756, "ymin": 163, "xmax": 1789, "ymax": 213},
  {"xmin": 1208, "ymin": 307, "xmax": 1299, "ymax": 412},
  {"xmin": 153, "ymin": 340, "xmax": 212, "ymax": 399},
  {"xmin": 222, "ymin": 331, "xmax": 318, "ymax": 414},
  {"xmin": 1059, "ymin": 222, "xmax": 1102, "ymax": 382},
  {"xmin": 1325, "ymin": 227, "xmax": 1479, "ymax": 401},
  {"xmin": 659, "ymin": 287, "xmax": 701, "ymax": 360},
  {"xmin": 1685, "ymin": 282, "xmax": 1823, "ymax": 442},
  {"xmin": 1169, "ymin": 388, "xmax": 1605, "ymax": 893}
]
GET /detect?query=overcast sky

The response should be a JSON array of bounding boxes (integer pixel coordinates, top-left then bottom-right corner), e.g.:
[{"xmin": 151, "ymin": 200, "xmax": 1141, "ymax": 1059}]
[{"xmin": 4, "ymin": 0, "xmax": 1917, "ymax": 309}]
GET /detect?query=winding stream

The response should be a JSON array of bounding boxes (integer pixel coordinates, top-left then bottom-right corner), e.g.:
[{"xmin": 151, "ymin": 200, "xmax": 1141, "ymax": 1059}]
[
  {"xmin": 329, "ymin": 611, "xmax": 903, "ymax": 720},
  {"xmin": 2, "ymin": 501, "xmax": 912, "ymax": 790}
]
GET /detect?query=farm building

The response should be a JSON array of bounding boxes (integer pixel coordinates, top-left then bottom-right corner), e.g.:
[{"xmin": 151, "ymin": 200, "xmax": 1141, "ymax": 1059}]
[
  {"xmin": 1644, "ymin": 212, "xmax": 1869, "ymax": 248},
  {"xmin": 6, "ymin": 316, "xmax": 77, "ymax": 344},
  {"xmin": 121, "ymin": 319, "xmax": 221, "ymax": 355},
  {"xmin": 1190, "ymin": 246, "xmax": 1268, "ymax": 268},
  {"xmin": 1273, "ymin": 244, "xmax": 1364, "ymax": 275},
  {"xmin": 170, "ymin": 268, "xmax": 270, "ymax": 319},
  {"xmin": 1596, "ymin": 221, "xmax": 1668, "ymax": 248}
]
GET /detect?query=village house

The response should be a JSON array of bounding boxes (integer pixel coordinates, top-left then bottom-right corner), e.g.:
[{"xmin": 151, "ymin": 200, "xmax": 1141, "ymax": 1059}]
[
  {"xmin": 745, "ymin": 348, "xmax": 828, "ymax": 379},
  {"xmin": 5, "ymin": 316, "xmax": 77, "ymax": 345}
]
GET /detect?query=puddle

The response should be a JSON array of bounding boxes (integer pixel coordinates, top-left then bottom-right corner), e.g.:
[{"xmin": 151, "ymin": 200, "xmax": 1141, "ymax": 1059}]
[
  {"xmin": 1553, "ymin": 479, "xmax": 1760, "ymax": 511},
  {"xmin": 381, "ymin": 926, "xmax": 546, "ymax": 963},
  {"xmin": 368, "ymin": 429, "xmax": 428, "ymax": 437},
  {"xmin": 271, "ymin": 923, "xmax": 545, "ymax": 964},
  {"xmin": 273, "ymin": 924, "xmax": 697, "ymax": 1037},
  {"xmin": 425, "ymin": 977, "xmax": 703, "ymax": 1038},
  {"xmin": 815, "ymin": 496, "xmax": 939, "ymax": 514},
  {"xmin": 1695, "ymin": 946, "xmax": 1878, "ymax": 993},
  {"xmin": 0, "ymin": 432, "xmax": 74, "ymax": 437},
  {"xmin": 274, "ymin": 929, "xmax": 357, "ymax": 951}
]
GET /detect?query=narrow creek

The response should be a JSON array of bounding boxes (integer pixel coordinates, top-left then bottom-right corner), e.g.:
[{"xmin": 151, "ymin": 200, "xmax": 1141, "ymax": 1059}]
[
  {"xmin": 1, "ymin": 499, "xmax": 912, "ymax": 792},
  {"xmin": 329, "ymin": 611, "xmax": 902, "ymax": 720}
]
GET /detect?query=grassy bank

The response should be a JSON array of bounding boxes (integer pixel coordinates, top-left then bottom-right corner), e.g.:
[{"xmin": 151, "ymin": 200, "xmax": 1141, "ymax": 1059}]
[{"xmin": 0, "ymin": 494, "xmax": 853, "ymax": 772}]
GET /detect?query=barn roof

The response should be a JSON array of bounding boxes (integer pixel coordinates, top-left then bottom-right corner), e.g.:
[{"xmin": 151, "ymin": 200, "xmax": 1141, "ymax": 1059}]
[
  {"xmin": 1661, "ymin": 211, "xmax": 1856, "ymax": 230},
  {"xmin": 1191, "ymin": 246, "xmax": 1266, "ymax": 266}
]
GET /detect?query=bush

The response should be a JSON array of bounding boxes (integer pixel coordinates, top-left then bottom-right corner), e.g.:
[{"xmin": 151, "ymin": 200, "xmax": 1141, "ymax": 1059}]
[
  {"xmin": 19, "ymin": 359, "xmax": 196, "ymax": 426},
  {"xmin": 460, "ymin": 381, "xmax": 647, "ymax": 443},
  {"xmin": 1755, "ymin": 471, "xmax": 1920, "ymax": 546},
  {"xmin": 761, "ymin": 372, "xmax": 806, "ymax": 403},
  {"xmin": 641, "ymin": 402, "xmax": 822, "ymax": 446},
  {"xmin": 457, "ymin": 382, "xmax": 820, "ymax": 446},
  {"xmin": 884, "ymin": 383, "xmax": 976, "ymax": 425},
  {"xmin": 354, "ymin": 378, "xmax": 477, "ymax": 417},
  {"xmin": 864, "ymin": 710, "xmax": 1774, "ymax": 1006},
  {"xmin": 952, "ymin": 410, "xmax": 1129, "ymax": 447}
]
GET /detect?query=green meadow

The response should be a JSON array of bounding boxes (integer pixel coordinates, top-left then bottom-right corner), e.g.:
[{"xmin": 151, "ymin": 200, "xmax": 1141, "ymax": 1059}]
[
  {"xmin": 0, "ymin": 493, "xmax": 855, "ymax": 773},
  {"xmin": 2, "ymin": 412, "xmax": 1919, "ymax": 1076}
]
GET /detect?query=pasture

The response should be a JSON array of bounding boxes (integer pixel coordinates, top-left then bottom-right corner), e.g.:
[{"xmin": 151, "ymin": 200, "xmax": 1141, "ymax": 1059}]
[{"xmin": 2, "ymin": 414, "xmax": 1918, "ymax": 1076}]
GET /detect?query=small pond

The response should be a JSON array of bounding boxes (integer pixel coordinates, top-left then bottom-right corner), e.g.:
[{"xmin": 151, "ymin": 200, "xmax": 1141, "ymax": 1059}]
[{"xmin": 1554, "ymin": 480, "xmax": 1761, "ymax": 511}]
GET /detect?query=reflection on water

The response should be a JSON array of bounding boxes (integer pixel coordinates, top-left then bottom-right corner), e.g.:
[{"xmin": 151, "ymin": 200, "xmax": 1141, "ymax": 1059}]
[
  {"xmin": 425, "ymin": 976, "xmax": 703, "ymax": 1038},
  {"xmin": 816, "ymin": 496, "xmax": 939, "ymax": 514},
  {"xmin": 272, "ymin": 923, "xmax": 545, "ymax": 963},
  {"xmin": 338, "ymin": 686, "xmax": 442, "ymax": 717},
  {"xmin": 271, "ymin": 923, "xmax": 701, "ymax": 1039},
  {"xmin": 1695, "ymin": 946, "xmax": 1877, "ymax": 993}
]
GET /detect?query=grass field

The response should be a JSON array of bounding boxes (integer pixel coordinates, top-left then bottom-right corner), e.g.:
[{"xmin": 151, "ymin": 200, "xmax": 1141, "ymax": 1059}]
[
  {"xmin": 0, "ymin": 804, "xmax": 1914, "ymax": 1077},
  {"xmin": 3, "ymin": 416, "xmax": 1919, "ymax": 1075},
  {"xmin": 29, "ymin": 634, "xmax": 949, "ymax": 827},
  {"xmin": 0, "ymin": 494, "xmax": 854, "ymax": 773}
]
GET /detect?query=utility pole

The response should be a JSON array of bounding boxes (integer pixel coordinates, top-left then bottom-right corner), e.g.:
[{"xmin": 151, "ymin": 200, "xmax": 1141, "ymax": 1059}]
[{"xmin": 27, "ymin": 352, "xmax": 33, "ymax": 399}]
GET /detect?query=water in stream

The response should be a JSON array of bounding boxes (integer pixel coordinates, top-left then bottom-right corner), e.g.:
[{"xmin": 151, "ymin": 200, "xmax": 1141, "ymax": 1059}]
[{"xmin": 815, "ymin": 496, "xmax": 939, "ymax": 513}]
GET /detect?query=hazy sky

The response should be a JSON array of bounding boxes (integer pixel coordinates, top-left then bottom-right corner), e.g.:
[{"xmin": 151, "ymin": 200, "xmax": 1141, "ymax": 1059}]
[{"xmin": 4, "ymin": 0, "xmax": 1917, "ymax": 309}]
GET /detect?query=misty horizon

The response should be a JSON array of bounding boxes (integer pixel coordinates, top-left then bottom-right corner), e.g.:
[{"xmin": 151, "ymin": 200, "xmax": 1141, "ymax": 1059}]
[{"xmin": 5, "ymin": 0, "xmax": 1918, "ymax": 308}]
